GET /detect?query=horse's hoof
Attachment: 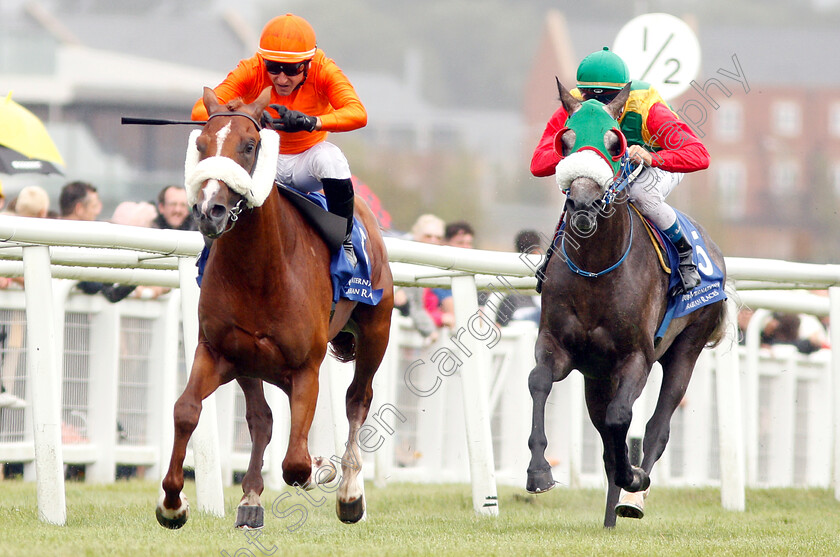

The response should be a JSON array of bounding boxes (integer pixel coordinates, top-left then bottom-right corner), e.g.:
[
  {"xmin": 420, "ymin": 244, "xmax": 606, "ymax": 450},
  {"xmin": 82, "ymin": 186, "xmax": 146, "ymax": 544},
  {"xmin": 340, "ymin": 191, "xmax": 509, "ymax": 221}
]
[
  {"xmin": 615, "ymin": 487, "xmax": 650, "ymax": 520},
  {"xmin": 156, "ymin": 492, "xmax": 190, "ymax": 529},
  {"xmin": 626, "ymin": 466, "xmax": 651, "ymax": 493},
  {"xmin": 526, "ymin": 469, "xmax": 556, "ymax": 494},
  {"xmin": 312, "ymin": 456, "xmax": 337, "ymax": 486},
  {"xmin": 615, "ymin": 501, "xmax": 644, "ymax": 519},
  {"xmin": 235, "ymin": 505, "xmax": 264, "ymax": 529},
  {"xmin": 337, "ymin": 497, "xmax": 365, "ymax": 524}
]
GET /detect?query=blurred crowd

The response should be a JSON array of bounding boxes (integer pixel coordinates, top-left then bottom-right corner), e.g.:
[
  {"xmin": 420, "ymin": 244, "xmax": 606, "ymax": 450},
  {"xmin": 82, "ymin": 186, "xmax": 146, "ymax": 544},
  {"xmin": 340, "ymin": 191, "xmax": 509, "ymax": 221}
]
[
  {"xmin": 0, "ymin": 180, "xmax": 196, "ymax": 299},
  {"xmin": 0, "ymin": 179, "xmax": 200, "ymax": 413},
  {"xmin": 392, "ymin": 213, "xmax": 544, "ymax": 346},
  {"xmin": 738, "ymin": 303, "xmax": 830, "ymax": 355}
]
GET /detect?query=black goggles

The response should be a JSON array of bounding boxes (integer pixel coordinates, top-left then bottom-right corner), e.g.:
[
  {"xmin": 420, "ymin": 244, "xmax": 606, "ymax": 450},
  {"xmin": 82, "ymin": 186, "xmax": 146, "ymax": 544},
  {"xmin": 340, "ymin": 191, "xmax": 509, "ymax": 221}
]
[
  {"xmin": 580, "ymin": 89, "xmax": 621, "ymax": 104},
  {"xmin": 264, "ymin": 60, "xmax": 307, "ymax": 76}
]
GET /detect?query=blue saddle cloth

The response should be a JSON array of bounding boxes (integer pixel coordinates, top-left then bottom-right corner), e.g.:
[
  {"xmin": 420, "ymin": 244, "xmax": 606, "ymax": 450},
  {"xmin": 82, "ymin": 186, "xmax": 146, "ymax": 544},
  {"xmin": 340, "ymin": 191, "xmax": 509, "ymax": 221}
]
[
  {"xmin": 195, "ymin": 192, "xmax": 383, "ymax": 306},
  {"xmin": 655, "ymin": 210, "xmax": 726, "ymax": 341}
]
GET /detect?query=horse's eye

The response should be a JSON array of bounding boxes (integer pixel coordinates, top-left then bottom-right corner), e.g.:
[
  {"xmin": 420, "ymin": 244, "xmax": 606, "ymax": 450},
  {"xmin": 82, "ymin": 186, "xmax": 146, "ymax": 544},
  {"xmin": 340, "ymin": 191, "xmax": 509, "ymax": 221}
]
[
  {"xmin": 561, "ymin": 129, "xmax": 576, "ymax": 157},
  {"xmin": 243, "ymin": 140, "xmax": 256, "ymax": 155},
  {"xmin": 605, "ymin": 131, "xmax": 622, "ymax": 158},
  {"xmin": 196, "ymin": 135, "xmax": 208, "ymax": 154}
]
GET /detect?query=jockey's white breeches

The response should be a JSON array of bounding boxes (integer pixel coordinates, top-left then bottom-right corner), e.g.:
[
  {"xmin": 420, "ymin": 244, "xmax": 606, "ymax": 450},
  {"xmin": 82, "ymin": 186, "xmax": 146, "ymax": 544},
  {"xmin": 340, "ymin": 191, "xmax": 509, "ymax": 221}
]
[
  {"xmin": 275, "ymin": 141, "xmax": 352, "ymax": 193},
  {"xmin": 627, "ymin": 167, "xmax": 683, "ymax": 230}
]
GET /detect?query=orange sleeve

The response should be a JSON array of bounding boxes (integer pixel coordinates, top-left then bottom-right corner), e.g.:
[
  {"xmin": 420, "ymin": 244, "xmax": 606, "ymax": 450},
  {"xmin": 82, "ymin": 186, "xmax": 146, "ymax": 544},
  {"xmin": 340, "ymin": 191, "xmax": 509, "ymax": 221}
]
[
  {"xmin": 312, "ymin": 58, "xmax": 367, "ymax": 132},
  {"xmin": 190, "ymin": 56, "xmax": 271, "ymax": 122},
  {"xmin": 190, "ymin": 51, "xmax": 366, "ymax": 154}
]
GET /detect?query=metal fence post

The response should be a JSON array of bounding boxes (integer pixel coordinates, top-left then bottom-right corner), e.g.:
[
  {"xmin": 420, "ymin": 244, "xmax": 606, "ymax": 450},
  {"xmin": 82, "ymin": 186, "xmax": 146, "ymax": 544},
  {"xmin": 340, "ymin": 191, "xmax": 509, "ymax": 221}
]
[
  {"xmin": 830, "ymin": 287, "xmax": 840, "ymax": 502},
  {"xmin": 22, "ymin": 245, "xmax": 66, "ymax": 525},
  {"xmin": 450, "ymin": 275, "xmax": 498, "ymax": 516},
  {"xmin": 715, "ymin": 297, "xmax": 745, "ymax": 511}
]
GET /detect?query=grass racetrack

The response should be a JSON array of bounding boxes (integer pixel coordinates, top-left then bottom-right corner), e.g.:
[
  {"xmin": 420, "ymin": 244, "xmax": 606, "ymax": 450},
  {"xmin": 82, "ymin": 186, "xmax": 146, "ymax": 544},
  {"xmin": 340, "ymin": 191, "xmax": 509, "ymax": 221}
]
[{"xmin": 0, "ymin": 479, "xmax": 837, "ymax": 556}]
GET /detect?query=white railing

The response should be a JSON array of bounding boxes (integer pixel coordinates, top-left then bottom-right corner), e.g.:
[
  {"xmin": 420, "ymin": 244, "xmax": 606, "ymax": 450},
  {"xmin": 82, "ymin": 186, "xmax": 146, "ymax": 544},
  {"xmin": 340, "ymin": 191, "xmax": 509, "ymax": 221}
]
[{"xmin": 0, "ymin": 215, "xmax": 839, "ymax": 525}]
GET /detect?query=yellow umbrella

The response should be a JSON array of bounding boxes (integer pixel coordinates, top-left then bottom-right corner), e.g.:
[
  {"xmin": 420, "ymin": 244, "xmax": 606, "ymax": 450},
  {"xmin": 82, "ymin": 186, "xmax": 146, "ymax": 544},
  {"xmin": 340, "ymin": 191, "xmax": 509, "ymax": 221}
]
[{"xmin": 0, "ymin": 91, "xmax": 65, "ymax": 174}]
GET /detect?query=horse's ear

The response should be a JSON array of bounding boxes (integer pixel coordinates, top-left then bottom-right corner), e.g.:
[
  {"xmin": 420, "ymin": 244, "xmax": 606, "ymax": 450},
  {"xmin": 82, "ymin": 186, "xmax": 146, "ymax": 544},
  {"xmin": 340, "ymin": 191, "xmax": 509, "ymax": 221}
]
[
  {"xmin": 556, "ymin": 77, "xmax": 581, "ymax": 115},
  {"xmin": 252, "ymin": 87, "xmax": 273, "ymax": 115},
  {"xmin": 604, "ymin": 83, "xmax": 631, "ymax": 120},
  {"xmin": 203, "ymin": 87, "xmax": 222, "ymax": 115}
]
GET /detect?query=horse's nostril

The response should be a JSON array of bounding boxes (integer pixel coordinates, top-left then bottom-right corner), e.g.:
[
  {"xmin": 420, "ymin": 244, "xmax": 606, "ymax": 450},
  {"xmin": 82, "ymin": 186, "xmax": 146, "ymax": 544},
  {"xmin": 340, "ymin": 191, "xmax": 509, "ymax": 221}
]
[
  {"xmin": 209, "ymin": 204, "xmax": 226, "ymax": 219},
  {"xmin": 570, "ymin": 211, "xmax": 596, "ymax": 236}
]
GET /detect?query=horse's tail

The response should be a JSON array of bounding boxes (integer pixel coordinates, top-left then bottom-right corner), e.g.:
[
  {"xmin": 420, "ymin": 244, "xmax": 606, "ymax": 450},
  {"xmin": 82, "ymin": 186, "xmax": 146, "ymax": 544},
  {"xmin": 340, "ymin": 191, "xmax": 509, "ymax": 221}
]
[
  {"xmin": 704, "ymin": 286, "xmax": 732, "ymax": 349},
  {"xmin": 329, "ymin": 331, "xmax": 356, "ymax": 363}
]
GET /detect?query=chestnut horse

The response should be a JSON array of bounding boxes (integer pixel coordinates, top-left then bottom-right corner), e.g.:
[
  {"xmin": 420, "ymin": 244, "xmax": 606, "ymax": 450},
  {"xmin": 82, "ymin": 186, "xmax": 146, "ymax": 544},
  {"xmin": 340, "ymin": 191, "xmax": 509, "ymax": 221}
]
[
  {"xmin": 156, "ymin": 87, "xmax": 393, "ymax": 529},
  {"xmin": 526, "ymin": 82, "xmax": 727, "ymax": 527}
]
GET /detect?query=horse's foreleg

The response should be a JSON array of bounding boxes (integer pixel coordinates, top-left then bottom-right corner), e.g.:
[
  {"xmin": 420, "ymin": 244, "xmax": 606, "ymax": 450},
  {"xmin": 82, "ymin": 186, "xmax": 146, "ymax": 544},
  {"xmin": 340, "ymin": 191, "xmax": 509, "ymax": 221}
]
[
  {"xmin": 526, "ymin": 363, "xmax": 555, "ymax": 493},
  {"xmin": 583, "ymin": 376, "xmax": 621, "ymax": 527},
  {"xmin": 234, "ymin": 377, "xmax": 272, "ymax": 529},
  {"xmin": 157, "ymin": 344, "xmax": 222, "ymax": 529},
  {"xmin": 526, "ymin": 339, "xmax": 571, "ymax": 494},
  {"xmin": 599, "ymin": 357, "xmax": 650, "ymax": 493},
  {"xmin": 283, "ymin": 366, "xmax": 319, "ymax": 488}
]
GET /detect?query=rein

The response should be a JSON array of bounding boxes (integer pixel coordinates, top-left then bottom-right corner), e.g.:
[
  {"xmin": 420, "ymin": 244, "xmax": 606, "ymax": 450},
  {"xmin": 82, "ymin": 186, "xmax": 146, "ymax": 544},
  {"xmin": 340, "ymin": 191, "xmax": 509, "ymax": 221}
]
[
  {"xmin": 561, "ymin": 203, "xmax": 634, "ymax": 278},
  {"xmin": 561, "ymin": 152, "xmax": 642, "ymax": 206},
  {"xmin": 602, "ymin": 153, "xmax": 644, "ymax": 205},
  {"xmin": 561, "ymin": 154, "xmax": 642, "ymax": 278}
]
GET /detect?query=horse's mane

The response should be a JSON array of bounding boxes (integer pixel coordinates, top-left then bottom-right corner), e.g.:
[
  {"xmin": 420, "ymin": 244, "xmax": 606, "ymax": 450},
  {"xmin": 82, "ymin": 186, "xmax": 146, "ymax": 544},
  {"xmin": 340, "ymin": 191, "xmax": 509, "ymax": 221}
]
[{"xmin": 225, "ymin": 98, "xmax": 246, "ymax": 112}]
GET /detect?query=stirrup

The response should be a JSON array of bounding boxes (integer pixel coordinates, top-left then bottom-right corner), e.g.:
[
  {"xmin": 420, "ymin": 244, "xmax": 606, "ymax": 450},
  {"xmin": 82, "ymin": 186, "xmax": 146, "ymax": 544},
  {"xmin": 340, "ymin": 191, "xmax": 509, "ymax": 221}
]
[
  {"xmin": 672, "ymin": 256, "xmax": 700, "ymax": 296},
  {"xmin": 342, "ymin": 237, "xmax": 357, "ymax": 267}
]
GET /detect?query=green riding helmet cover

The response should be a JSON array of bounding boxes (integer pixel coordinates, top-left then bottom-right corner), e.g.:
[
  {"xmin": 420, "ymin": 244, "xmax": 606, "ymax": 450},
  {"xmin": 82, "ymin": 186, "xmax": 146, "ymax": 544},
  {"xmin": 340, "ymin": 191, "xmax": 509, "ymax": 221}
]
[{"xmin": 576, "ymin": 47, "xmax": 629, "ymax": 91}]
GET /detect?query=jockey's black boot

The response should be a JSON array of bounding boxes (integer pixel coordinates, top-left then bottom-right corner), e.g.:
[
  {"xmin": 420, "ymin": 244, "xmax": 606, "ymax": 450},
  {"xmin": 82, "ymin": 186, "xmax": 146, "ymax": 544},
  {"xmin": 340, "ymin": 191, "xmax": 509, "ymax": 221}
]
[
  {"xmin": 672, "ymin": 235, "xmax": 701, "ymax": 295},
  {"xmin": 322, "ymin": 177, "xmax": 356, "ymax": 267},
  {"xmin": 534, "ymin": 248, "xmax": 552, "ymax": 294},
  {"xmin": 535, "ymin": 215, "xmax": 565, "ymax": 294}
]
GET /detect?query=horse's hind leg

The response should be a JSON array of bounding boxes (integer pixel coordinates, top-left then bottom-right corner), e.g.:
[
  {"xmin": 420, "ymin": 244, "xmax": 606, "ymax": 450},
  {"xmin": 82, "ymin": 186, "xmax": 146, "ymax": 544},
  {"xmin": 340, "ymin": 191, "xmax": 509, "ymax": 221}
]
[
  {"xmin": 234, "ymin": 377, "xmax": 272, "ymax": 529},
  {"xmin": 526, "ymin": 335, "xmax": 572, "ymax": 494},
  {"xmin": 641, "ymin": 330, "xmax": 709, "ymax": 475},
  {"xmin": 583, "ymin": 360, "xmax": 648, "ymax": 528},
  {"xmin": 157, "ymin": 344, "xmax": 223, "ymax": 529},
  {"xmin": 615, "ymin": 335, "xmax": 706, "ymax": 520},
  {"xmin": 335, "ymin": 326, "xmax": 388, "ymax": 524}
]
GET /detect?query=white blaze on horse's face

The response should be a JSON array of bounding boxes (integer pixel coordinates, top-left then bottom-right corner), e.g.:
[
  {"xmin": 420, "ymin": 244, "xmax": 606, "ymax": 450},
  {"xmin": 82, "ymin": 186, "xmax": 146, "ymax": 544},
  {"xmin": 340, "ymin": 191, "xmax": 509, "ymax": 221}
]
[
  {"xmin": 199, "ymin": 180, "xmax": 222, "ymax": 214},
  {"xmin": 214, "ymin": 122, "xmax": 232, "ymax": 157},
  {"xmin": 194, "ymin": 122, "xmax": 232, "ymax": 214}
]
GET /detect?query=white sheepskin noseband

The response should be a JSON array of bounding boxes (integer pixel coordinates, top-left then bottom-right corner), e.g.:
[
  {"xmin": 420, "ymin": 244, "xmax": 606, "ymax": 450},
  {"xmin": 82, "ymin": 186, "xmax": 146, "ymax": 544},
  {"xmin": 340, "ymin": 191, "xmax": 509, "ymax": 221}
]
[
  {"xmin": 184, "ymin": 128, "xmax": 280, "ymax": 208},
  {"xmin": 554, "ymin": 150, "xmax": 615, "ymax": 193}
]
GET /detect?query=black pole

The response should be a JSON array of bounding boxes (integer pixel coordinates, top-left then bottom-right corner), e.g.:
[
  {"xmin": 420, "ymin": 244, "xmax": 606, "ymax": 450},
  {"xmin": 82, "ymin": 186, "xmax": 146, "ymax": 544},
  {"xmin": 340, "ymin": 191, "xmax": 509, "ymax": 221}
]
[{"xmin": 120, "ymin": 117, "xmax": 206, "ymax": 126}]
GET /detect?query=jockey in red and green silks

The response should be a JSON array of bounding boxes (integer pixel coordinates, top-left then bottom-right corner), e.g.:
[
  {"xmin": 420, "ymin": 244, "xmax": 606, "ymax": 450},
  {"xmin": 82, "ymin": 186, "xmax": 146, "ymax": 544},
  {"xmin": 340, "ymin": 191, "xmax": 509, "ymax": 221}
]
[{"xmin": 531, "ymin": 46, "xmax": 710, "ymax": 294}]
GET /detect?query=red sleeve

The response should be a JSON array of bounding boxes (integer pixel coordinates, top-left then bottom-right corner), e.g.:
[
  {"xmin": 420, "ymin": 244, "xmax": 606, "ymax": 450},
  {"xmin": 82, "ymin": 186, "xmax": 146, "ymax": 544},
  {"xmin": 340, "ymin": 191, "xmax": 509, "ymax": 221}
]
[
  {"xmin": 645, "ymin": 102, "xmax": 710, "ymax": 172},
  {"xmin": 530, "ymin": 106, "xmax": 570, "ymax": 177},
  {"xmin": 423, "ymin": 288, "xmax": 444, "ymax": 328}
]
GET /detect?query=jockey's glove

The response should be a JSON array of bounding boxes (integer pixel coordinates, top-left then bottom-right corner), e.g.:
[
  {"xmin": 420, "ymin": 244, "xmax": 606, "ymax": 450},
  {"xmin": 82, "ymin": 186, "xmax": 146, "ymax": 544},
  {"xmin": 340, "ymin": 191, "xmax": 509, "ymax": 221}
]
[
  {"xmin": 280, "ymin": 109, "xmax": 318, "ymax": 133},
  {"xmin": 262, "ymin": 105, "xmax": 317, "ymax": 133}
]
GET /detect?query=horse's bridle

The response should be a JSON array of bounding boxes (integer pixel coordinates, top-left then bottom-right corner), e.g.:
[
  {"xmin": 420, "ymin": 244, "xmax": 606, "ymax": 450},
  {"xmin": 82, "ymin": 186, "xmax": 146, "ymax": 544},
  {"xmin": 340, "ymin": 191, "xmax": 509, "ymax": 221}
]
[
  {"xmin": 560, "ymin": 154, "xmax": 644, "ymax": 278},
  {"xmin": 205, "ymin": 111, "xmax": 264, "ymax": 232},
  {"xmin": 561, "ymin": 203, "xmax": 634, "ymax": 278}
]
